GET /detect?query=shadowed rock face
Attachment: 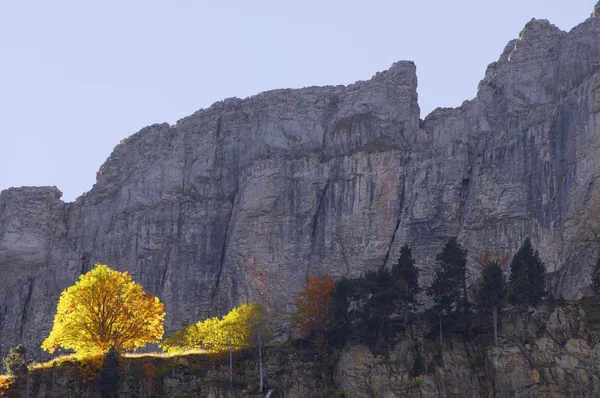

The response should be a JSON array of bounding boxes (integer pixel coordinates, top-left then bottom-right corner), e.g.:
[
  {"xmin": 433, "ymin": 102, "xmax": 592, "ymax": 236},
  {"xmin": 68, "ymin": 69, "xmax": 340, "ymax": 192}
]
[{"xmin": 2, "ymin": 10, "xmax": 600, "ymax": 359}]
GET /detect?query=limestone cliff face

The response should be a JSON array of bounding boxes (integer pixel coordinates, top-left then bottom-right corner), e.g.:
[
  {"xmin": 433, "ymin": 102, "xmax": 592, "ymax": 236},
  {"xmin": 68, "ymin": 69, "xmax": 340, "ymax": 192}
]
[
  {"xmin": 335, "ymin": 303, "xmax": 600, "ymax": 398},
  {"xmin": 2, "ymin": 9, "xmax": 600, "ymax": 358}
]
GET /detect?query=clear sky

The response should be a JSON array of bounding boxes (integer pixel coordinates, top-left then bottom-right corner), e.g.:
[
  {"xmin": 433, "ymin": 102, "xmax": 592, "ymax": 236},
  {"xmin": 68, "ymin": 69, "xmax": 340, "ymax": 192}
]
[{"xmin": 1, "ymin": 1, "xmax": 595, "ymax": 202}]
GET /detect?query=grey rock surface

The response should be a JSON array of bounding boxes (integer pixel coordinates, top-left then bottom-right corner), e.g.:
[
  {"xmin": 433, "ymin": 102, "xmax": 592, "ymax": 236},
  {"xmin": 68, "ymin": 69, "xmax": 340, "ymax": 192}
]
[
  {"xmin": 2, "ymin": 8, "xmax": 600, "ymax": 359},
  {"xmin": 334, "ymin": 304, "xmax": 600, "ymax": 398}
]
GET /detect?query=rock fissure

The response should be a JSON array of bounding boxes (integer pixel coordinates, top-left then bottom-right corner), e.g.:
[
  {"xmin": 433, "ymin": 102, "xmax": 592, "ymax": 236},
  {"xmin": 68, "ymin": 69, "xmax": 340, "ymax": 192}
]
[
  {"xmin": 2, "ymin": 9, "xmax": 600, "ymax": 362},
  {"xmin": 306, "ymin": 178, "xmax": 331, "ymax": 278},
  {"xmin": 212, "ymin": 189, "xmax": 238, "ymax": 298},
  {"xmin": 382, "ymin": 175, "xmax": 405, "ymax": 270},
  {"xmin": 18, "ymin": 277, "xmax": 34, "ymax": 341}
]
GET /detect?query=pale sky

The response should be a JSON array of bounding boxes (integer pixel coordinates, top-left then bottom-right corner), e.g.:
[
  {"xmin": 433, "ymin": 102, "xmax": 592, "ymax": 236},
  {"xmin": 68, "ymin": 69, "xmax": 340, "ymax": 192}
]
[{"xmin": 1, "ymin": 1, "xmax": 595, "ymax": 202}]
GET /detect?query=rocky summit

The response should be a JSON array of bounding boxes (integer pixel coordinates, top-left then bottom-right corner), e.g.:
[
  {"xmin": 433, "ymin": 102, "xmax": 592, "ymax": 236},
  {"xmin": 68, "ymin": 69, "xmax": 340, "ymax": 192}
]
[{"xmin": 2, "ymin": 7, "xmax": 600, "ymax": 360}]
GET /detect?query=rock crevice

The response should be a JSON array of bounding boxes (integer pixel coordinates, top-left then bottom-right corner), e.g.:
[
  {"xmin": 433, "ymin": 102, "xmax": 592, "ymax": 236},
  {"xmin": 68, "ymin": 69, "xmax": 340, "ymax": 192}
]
[{"xmin": 2, "ymin": 9, "xmax": 600, "ymax": 359}]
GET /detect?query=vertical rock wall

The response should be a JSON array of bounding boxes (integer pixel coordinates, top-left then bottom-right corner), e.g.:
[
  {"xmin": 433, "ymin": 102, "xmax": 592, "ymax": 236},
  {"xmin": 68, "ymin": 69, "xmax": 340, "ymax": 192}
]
[{"xmin": 2, "ymin": 11, "xmax": 600, "ymax": 359}]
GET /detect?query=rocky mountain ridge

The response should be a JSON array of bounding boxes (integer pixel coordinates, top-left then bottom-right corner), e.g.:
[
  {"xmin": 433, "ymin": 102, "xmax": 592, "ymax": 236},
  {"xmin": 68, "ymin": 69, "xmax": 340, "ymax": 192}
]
[{"xmin": 2, "ymin": 6, "xmax": 600, "ymax": 360}]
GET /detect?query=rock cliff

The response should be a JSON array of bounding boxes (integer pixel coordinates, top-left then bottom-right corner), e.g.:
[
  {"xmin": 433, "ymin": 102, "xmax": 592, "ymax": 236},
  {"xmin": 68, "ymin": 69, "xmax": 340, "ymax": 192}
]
[
  {"xmin": 335, "ymin": 302, "xmax": 600, "ymax": 398},
  {"xmin": 2, "ymin": 7, "xmax": 600, "ymax": 359},
  {"xmin": 6, "ymin": 302, "xmax": 600, "ymax": 397}
]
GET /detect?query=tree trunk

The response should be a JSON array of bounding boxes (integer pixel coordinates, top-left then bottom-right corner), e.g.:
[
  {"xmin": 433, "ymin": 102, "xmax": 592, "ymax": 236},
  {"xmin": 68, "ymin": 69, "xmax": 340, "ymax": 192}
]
[
  {"xmin": 377, "ymin": 317, "xmax": 386, "ymax": 351},
  {"xmin": 462, "ymin": 275, "xmax": 472, "ymax": 339},
  {"xmin": 258, "ymin": 331, "xmax": 263, "ymax": 393},
  {"xmin": 229, "ymin": 344, "xmax": 233, "ymax": 387},
  {"xmin": 439, "ymin": 315, "xmax": 443, "ymax": 348},
  {"xmin": 403, "ymin": 305, "xmax": 409, "ymax": 326},
  {"xmin": 493, "ymin": 301, "xmax": 498, "ymax": 346}
]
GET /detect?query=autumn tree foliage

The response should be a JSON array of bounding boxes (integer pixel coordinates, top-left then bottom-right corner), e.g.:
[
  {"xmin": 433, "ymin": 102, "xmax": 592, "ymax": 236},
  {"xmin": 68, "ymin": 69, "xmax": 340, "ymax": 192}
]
[
  {"xmin": 160, "ymin": 302, "xmax": 266, "ymax": 354},
  {"xmin": 42, "ymin": 264, "xmax": 165, "ymax": 357},
  {"xmin": 160, "ymin": 303, "xmax": 267, "ymax": 387},
  {"xmin": 293, "ymin": 275, "xmax": 336, "ymax": 354}
]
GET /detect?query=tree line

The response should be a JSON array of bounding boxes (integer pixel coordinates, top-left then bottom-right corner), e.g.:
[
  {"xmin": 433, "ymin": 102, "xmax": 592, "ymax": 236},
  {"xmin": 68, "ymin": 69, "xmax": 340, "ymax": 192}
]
[
  {"xmin": 3, "ymin": 238, "xmax": 597, "ymax": 388},
  {"xmin": 3, "ymin": 264, "xmax": 270, "ymax": 393},
  {"xmin": 293, "ymin": 237, "xmax": 551, "ymax": 352}
]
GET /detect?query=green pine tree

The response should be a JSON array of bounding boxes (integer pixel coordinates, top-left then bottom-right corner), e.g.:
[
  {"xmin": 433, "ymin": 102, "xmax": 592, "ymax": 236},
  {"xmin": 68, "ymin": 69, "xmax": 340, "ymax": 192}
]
[
  {"xmin": 357, "ymin": 270, "xmax": 404, "ymax": 350},
  {"xmin": 477, "ymin": 261, "xmax": 506, "ymax": 345},
  {"xmin": 427, "ymin": 238, "xmax": 469, "ymax": 347},
  {"xmin": 328, "ymin": 270, "xmax": 405, "ymax": 349},
  {"xmin": 392, "ymin": 244, "xmax": 421, "ymax": 324},
  {"xmin": 508, "ymin": 238, "xmax": 546, "ymax": 307},
  {"xmin": 3, "ymin": 344, "xmax": 27, "ymax": 380}
]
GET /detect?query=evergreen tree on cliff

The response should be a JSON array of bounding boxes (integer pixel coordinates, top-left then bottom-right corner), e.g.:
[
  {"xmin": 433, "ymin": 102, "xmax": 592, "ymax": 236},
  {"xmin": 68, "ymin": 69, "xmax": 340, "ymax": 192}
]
[
  {"xmin": 476, "ymin": 260, "xmax": 506, "ymax": 345},
  {"xmin": 3, "ymin": 345, "xmax": 27, "ymax": 380},
  {"xmin": 392, "ymin": 244, "xmax": 421, "ymax": 325},
  {"xmin": 427, "ymin": 238, "xmax": 470, "ymax": 346},
  {"xmin": 357, "ymin": 270, "xmax": 405, "ymax": 349},
  {"xmin": 508, "ymin": 238, "xmax": 546, "ymax": 307}
]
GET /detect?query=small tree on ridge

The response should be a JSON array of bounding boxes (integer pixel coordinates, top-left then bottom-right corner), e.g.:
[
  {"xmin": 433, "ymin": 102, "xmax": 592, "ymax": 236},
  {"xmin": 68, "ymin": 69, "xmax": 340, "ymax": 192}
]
[
  {"xmin": 476, "ymin": 260, "xmax": 507, "ymax": 345},
  {"xmin": 42, "ymin": 264, "xmax": 165, "ymax": 357}
]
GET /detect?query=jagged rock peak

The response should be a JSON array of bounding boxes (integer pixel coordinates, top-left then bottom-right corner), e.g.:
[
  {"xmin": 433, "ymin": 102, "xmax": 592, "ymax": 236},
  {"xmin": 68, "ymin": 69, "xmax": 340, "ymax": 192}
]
[
  {"xmin": 519, "ymin": 18, "xmax": 563, "ymax": 38},
  {"xmin": 593, "ymin": 1, "xmax": 600, "ymax": 17}
]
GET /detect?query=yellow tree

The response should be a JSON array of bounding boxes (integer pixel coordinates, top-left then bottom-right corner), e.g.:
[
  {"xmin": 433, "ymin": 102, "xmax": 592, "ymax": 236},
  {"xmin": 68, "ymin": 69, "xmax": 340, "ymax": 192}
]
[
  {"xmin": 160, "ymin": 303, "xmax": 267, "ymax": 387},
  {"xmin": 42, "ymin": 264, "xmax": 165, "ymax": 357},
  {"xmin": 220, "ymin": 303, "xmax": 267, "ymax": 387}
]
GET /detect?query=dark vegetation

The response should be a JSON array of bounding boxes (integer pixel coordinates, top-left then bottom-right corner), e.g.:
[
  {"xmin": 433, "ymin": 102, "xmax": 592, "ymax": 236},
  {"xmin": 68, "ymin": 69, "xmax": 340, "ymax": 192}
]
[
  {"xmin": 4, "ymin": 237, "xmax": 600, "ymax": 396},
  {"xmin": 296, "ymin": 237, "xmax": 568, "ymax": 357},
  {"xmin": 2, "ymin": 345, "xmax": 27, "ymax": 380}
]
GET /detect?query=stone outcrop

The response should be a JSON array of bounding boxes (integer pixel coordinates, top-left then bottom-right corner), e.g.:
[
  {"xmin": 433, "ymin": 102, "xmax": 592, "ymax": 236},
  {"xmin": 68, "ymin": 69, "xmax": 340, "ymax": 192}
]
[
  {"xmin": 2, "ymin": 6, "xmax": 600, "ymax": 360},
  {"xmin": 334, "ymin": 303, "xmax": 600, "ymax": 398}
]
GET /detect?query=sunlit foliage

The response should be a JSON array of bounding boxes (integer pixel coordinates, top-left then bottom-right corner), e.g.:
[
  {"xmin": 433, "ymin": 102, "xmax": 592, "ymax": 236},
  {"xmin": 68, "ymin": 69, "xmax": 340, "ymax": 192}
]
[
  {"xmin": 160, "ymin": 302, "xmax": 266, "ymax": 354},
  {"xmin": 42, "ymin": 264, "xmax": 165, "ymax": 357}
]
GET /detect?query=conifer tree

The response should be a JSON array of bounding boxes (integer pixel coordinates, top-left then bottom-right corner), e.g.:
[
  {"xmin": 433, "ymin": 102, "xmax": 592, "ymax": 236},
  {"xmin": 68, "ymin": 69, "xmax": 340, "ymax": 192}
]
[
  {"xmin": 357, "ymin": 270, "xmax": 405, "ymax": 349},
  {"xmin": 508, "ymin": 238, "xmax": 546, "ymax": 307},
  {"xmin": 392, "ymin": 244, "xmax": 421, "ymax": 324},
  {"xmin": 427, "ymin": 238, "xmax": 469, "ymax": 346},
  {"xmin": 328, "ymin": 270, "xmax": 405, "ymax": 349},
  {"xmin": 3, "ymin": 345, "xmax": 27, "ymax": 380},
  {"xmin": 476, "ymin": 261, "xmax": 506, "ymax": 345}
]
